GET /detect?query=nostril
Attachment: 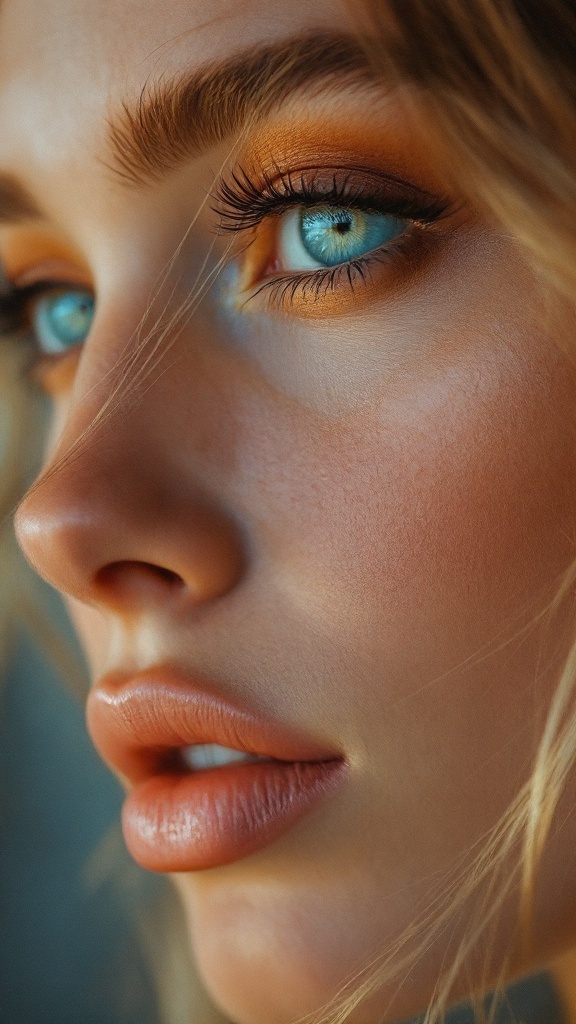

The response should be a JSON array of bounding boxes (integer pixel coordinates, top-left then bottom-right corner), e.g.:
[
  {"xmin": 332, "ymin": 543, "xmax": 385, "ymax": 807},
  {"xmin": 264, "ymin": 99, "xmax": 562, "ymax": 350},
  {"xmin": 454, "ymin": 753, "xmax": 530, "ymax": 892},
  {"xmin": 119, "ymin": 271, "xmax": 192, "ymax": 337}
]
[
  {"xmin": 95, "ymin": 561, "xmax": 186, "ymax": 602},
  {"xmin": 142, "ymin": 564, "xmax": 183, "ymax": 586},
  {"xmin": 14, "ymin": 469, "xmax": 245, "ymax": 606}
]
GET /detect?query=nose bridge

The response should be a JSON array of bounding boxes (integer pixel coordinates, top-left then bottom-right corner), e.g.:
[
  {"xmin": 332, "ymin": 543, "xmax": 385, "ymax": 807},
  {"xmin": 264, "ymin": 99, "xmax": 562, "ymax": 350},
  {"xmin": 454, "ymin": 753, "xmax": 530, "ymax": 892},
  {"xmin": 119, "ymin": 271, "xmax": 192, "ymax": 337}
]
[{"xmin": 14, "ymin": 350, "xmax": 246, "ymax": 610}]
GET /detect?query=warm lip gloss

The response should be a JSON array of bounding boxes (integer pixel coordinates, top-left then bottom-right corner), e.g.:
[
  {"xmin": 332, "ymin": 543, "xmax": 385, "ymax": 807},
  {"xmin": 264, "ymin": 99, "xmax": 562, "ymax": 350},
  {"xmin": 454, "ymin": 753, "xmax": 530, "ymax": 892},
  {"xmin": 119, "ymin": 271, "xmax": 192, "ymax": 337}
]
[{"xmin": 87, "ymin": 665, "xmax": 347, "ymax": 871}]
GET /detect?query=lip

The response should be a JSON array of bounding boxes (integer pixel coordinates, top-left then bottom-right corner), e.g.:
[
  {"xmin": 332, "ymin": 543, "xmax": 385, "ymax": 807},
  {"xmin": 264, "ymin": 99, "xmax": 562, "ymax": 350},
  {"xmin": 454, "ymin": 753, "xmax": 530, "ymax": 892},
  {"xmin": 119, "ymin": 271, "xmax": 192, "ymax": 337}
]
[{"xmin": 86, "ymin": 666, "xmax": 346, "ymax": 872}]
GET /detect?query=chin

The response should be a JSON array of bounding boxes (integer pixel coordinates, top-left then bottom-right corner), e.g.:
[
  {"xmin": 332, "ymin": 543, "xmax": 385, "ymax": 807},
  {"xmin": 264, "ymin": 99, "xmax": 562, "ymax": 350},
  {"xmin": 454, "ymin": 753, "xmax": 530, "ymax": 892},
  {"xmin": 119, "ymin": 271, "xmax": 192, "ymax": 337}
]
[
  {"xmin": 169, "ymin": 855, "xmax": 556, "ymax": 1024},
  {"xmin": 176, "ymin": 881, "xmax": 336, "ymax": 1024},
  {"xmin": 171, "ymin": 871, "xmax": 433, "ymax": 1024}
]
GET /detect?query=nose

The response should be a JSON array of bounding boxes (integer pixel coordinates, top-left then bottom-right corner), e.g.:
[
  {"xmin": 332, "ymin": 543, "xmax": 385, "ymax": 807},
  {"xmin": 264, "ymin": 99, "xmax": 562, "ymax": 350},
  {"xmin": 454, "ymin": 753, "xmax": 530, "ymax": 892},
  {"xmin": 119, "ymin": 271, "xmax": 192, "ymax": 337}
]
[{"xmin": 15, "ymin": 408, "xmax": 245, "ymax": 615}]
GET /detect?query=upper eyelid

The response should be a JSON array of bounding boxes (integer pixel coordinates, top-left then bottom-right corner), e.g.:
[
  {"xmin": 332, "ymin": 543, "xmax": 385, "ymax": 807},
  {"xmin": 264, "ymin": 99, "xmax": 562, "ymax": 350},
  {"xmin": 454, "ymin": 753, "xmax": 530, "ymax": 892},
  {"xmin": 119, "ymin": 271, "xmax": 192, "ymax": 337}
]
[{"xmin": 212, "ymin": 165, "xmax": 451, "ymax": 235}]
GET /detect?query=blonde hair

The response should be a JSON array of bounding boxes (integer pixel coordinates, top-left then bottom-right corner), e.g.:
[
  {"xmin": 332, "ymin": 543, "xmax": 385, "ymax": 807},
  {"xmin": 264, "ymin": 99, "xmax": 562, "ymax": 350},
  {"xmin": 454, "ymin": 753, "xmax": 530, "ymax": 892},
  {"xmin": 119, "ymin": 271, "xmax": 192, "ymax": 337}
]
[{"xmin": 2, "ymin": 2, "xmax": 576, "ymax": 1023}]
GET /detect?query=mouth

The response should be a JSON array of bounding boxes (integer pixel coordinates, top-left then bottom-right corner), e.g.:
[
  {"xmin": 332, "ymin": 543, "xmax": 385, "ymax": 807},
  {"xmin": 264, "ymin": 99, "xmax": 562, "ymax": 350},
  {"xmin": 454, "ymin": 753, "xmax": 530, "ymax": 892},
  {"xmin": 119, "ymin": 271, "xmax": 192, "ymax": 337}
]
[{"xmin": 86, "ymin": 666, "xmax": 346, "ymax": 872}]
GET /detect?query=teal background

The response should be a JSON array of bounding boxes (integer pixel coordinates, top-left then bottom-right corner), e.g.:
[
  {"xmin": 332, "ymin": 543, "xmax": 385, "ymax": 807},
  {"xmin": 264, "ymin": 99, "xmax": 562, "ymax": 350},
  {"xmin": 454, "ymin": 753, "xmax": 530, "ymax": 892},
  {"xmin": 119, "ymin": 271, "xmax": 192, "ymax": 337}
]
[{"xmin": 0, "ymin": 624, "xmax": 163, "ymax": 1024}]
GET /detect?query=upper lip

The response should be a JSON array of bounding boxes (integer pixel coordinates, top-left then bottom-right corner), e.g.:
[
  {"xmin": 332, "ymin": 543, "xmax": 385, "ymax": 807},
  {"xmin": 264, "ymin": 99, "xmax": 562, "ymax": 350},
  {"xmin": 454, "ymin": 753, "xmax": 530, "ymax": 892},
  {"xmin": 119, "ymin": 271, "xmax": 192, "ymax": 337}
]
[{"xmin": 86, "ymin": 664, "xmax": 342, "ymax": 784}]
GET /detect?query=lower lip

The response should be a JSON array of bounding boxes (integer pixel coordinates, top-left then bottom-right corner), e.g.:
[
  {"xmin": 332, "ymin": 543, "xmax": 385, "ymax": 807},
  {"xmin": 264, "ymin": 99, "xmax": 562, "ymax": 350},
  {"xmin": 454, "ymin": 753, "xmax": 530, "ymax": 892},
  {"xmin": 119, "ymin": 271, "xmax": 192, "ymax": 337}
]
[{"xmin": 122, "ymin": 758, "xmax": 345, "ymax": 872}]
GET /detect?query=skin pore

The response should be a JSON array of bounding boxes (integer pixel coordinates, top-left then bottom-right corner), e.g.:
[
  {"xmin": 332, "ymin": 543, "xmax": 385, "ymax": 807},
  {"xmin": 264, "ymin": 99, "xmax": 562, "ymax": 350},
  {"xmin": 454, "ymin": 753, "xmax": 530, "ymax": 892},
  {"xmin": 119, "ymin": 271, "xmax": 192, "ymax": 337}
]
[{"xmin": 3, "ymin": 0, "xmax": 576, "ymax": 1022}]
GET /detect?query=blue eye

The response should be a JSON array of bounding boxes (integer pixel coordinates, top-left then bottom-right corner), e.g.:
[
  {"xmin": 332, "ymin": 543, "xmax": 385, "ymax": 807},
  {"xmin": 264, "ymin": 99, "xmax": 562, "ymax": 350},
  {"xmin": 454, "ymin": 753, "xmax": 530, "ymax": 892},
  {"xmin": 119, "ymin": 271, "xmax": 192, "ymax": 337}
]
[
  {"xmin": 300, "ymin": 207, "xmax": 407, "ymax": 266},
  {"xmin": 276, "ymin": 205, "xmax": 409, "ymax": 273},
  {"xmin": 32, "ymin": 290, "xmax": 95, "ymax": 355}
]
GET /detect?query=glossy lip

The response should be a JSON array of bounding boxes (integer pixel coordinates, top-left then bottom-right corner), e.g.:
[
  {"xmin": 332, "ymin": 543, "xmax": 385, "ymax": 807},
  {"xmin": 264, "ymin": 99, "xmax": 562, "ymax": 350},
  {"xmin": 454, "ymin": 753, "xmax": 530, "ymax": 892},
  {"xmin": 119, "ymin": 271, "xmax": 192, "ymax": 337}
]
[{"xmin": 86, "ymin": 666, "xmax": 347, "ymax": 872}]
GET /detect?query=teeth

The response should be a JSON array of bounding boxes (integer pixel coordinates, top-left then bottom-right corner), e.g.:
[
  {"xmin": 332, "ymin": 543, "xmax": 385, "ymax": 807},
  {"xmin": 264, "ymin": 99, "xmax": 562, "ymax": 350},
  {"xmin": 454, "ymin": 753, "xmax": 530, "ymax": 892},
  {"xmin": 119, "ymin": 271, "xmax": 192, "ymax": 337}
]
[{"xmin": 181, "ymin": 743, "xmax": 266, "ymax": 771}]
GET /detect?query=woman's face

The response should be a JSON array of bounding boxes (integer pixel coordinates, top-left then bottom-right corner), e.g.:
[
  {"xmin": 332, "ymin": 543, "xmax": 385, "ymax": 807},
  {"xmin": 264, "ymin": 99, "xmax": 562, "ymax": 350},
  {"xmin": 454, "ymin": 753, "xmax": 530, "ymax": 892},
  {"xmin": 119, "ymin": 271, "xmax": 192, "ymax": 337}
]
[{"xmin": 4, "ymin": 0, "xmax": 576, "ymax": 1021}]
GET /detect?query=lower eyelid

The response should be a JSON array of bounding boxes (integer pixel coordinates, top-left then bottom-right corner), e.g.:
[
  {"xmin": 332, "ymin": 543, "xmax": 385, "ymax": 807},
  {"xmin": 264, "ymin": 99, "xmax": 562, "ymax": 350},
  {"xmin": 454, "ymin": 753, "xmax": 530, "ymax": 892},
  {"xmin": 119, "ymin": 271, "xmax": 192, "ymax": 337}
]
[
  {"xmin": 31, "ymin": 346, "xmax": 83, "ymax": 395},
  {"xmin": 238, "ymin": 219, "xmax": 446, "ymax": 319}
]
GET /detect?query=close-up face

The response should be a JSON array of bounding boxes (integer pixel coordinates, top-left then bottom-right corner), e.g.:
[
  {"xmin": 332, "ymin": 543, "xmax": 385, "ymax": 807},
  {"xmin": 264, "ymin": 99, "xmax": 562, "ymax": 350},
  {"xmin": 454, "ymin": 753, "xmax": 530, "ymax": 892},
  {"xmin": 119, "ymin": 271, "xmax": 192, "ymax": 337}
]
[{"xmin": 3, "ymin": 1, "xmax": 576, "ymax": 1022}]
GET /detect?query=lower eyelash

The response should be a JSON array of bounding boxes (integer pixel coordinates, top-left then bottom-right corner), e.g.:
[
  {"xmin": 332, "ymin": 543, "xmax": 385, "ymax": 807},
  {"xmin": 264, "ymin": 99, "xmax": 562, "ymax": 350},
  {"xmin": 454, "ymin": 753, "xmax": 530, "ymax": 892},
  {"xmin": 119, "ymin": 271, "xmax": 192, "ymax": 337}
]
[
  {"xmin": 253, "ymin": 261, "xmax": 368, "ymax": 307},
  {"xmin": 240, "ymin": 230, "xmax": 416, "ymax": 310}
]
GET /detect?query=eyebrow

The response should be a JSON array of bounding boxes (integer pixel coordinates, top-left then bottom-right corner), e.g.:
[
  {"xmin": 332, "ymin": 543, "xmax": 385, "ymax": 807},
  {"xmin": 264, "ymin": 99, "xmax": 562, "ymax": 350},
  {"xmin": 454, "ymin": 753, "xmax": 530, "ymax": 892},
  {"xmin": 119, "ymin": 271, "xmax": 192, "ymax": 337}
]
[
  {"xmin": 0, "ymin": 173, "xmax": 42, "ymax": 225},
  {"xmin": 106, "ymin": 31, "xmax": 379, "ymax": 189}
]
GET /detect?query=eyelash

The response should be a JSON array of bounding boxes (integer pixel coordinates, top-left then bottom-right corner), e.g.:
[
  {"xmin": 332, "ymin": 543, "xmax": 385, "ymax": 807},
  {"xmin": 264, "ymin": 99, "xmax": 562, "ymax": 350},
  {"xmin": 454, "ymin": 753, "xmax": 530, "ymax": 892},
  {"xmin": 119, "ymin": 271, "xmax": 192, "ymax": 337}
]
[
  {"xmin": 0, "ymin": 165, "xmax": 452, "ymax": 341},
  {"xmin": 212, "ymin": 164, "xmax": 452, "ymax": 305},
  {"xmin": 0, "ymin": 279, "xmax": 58, "ymax": 342}
]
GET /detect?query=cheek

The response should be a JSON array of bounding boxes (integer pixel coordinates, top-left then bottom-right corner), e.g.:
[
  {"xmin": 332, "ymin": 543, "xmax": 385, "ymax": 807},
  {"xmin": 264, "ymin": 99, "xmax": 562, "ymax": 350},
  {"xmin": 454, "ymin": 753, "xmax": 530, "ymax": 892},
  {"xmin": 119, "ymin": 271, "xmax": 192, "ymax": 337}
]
[
  {"xmin": 223, "ymin": 233, "xmax": 576, "ymax": 692},
  {"xmin": 257, "ymin": 335, "xmax": 576, "ymax": 666},
  {"xmin": 179, "ymin": 332, "xmax": 576, "ymax": 1024},
  {"xmin": 181, "ymin": 876, "xmax": 418, "ymax": 1024},
  {"xmin": 226, "ymin": 309, "xmax": 576, "ymax": 871}
]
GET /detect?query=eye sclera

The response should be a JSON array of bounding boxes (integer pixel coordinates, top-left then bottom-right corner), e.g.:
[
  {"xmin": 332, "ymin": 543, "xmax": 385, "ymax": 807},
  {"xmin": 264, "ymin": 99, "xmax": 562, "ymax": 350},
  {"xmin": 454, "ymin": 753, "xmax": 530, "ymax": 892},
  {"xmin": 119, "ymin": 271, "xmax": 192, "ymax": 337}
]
[{"xmin": 235, "ymin": 204, "xmax": 413, "ymax": 306}]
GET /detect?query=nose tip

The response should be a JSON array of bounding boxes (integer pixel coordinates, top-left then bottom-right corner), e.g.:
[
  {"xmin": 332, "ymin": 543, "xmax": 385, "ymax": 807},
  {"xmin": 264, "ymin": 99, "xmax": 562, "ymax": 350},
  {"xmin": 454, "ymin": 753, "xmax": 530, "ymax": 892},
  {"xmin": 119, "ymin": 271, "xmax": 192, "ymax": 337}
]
[{"xmin": 15, "ymin": 459, "xmax": 246, "ymax": 614}]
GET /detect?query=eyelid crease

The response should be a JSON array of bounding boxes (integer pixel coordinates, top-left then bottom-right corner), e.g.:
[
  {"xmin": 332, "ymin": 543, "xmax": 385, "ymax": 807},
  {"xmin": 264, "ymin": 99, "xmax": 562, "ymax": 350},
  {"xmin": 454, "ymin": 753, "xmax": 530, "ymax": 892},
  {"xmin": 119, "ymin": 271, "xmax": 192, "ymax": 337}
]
[{"xmin": 12, "ymin": 261, "xmax": 93, "ymax": 290}]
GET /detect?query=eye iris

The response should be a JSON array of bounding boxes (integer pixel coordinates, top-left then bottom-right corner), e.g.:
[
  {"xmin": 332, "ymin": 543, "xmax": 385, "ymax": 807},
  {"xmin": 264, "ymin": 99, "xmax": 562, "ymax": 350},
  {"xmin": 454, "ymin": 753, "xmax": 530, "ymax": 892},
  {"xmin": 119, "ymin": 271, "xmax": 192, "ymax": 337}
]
[
  {"xmin": 33, "ymin": 291, "xmax": 94, "ymax": 354},
  {"xmin": 299, "ymin": 206, "xmax": 406, "ymax": 267}
]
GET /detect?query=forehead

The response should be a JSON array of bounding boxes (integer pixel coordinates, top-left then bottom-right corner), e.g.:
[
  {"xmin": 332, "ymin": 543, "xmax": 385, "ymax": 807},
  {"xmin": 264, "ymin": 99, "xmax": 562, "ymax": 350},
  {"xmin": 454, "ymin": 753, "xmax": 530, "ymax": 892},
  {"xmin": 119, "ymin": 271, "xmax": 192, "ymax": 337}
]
[
  {"xmin": 0, "ymin": 0, "xmax": 350, "ymax": 193},
  {"xmin": 0, "ymin": 0, "xmax": 346, "ymax": 80}
]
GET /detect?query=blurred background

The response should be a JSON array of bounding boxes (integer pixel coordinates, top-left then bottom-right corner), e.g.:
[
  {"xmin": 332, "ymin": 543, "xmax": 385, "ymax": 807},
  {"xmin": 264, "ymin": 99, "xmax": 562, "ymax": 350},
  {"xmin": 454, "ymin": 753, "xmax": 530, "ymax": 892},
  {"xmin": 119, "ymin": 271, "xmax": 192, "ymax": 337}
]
[{"xmin": 0, "ymin": 589, "xmax": 165, "ymax": 1024}]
